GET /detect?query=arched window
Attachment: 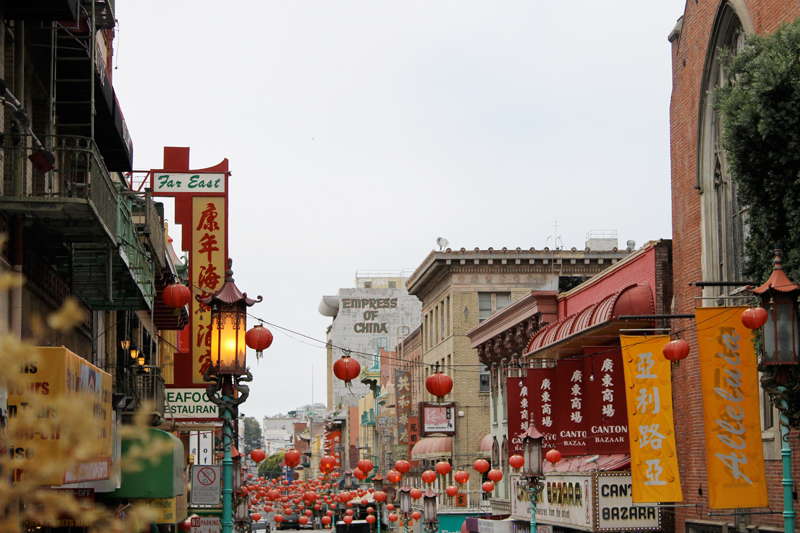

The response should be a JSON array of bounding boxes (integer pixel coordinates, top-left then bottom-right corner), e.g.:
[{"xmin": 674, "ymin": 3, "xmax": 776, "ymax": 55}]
[{"xmin": 697, "ymin": 2, "xmax": 753, "ymax": 293}]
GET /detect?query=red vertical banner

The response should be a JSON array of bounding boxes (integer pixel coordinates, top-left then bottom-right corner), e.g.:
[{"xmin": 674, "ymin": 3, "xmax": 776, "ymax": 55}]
[
  {"xmin": 527, "ymin": 366, "xmax": 557, "ymax": 449},
  {"xmin": 554, "ymin": 359, "xmax": 587, "ymax": 455},
  {"xmin": 506, "ymin": 375, "xmax": 525, "ymax": 455},
  {"xmin": 584, "ymin": 348, "xmax": 629, "ymax": 454},
  {"xmin": 408, "ymin": 416, "xmax": 420, "ymax": 467}
]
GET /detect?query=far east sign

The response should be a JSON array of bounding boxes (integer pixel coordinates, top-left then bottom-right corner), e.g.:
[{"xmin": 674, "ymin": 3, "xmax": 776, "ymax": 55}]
[{"xmin": 153, "ymin": 173, "xmax": 226, "ymax": 194}]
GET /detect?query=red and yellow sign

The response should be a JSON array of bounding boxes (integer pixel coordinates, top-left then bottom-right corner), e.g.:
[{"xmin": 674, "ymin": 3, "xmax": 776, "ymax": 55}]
[
  {"xmin": 620, "ymin": 335, "xmax": 682, "ymax": 503},
  {"xmin": 8, "ymin": 347, "xmax": 112, "ymax": 486},
  {"xmin": 191, "ymin": 196, "xmax": 227, "ymax": 383},
  {"xmin": 695, "ymin": 307, "xmax": 768, "ymax": 509}
]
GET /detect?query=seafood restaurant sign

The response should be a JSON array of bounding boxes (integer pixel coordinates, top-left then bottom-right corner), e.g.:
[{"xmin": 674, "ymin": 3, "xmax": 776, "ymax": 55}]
[{"xmin": 166, "ymin": 389, "xmax": 219, "ymax": 419}]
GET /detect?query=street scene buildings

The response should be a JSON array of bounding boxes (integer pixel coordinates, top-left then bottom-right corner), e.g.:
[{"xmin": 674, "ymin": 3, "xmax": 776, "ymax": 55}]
[{"xmin": 3, "ymin": 1, "xmax": 800, "ymax": 533}]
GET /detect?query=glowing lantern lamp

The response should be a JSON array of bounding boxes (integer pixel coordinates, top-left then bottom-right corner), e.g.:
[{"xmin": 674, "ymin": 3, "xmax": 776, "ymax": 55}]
[{"xmin": 753, "ymin": 247, "xmax": 800, "ymax": 365}]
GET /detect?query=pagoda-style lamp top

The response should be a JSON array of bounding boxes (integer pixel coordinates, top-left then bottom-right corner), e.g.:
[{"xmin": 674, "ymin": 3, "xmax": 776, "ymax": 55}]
[
  {"xmin": 422, "ymin": 489, "xmax": 438, "ymax": 524},
  {"xmin": 372, "ymin": 474, "xmax": 384, "ymax": 492},
  {"xmin": 343, "ymin": 469, "xmax": 355, "ymax": 490},
  {"xmin": 197, "ymin": 259, "xmax": 262, "ymax": 375},
  {"xmin": 398, "ymin": 484, "xmax": 412, "ymax": 515},
  {"xmin": 753, "ymin": 247, "xmax": 800, "ymax": 365},
  {"xmin": 520, "ymin": 424, "xmax": 544, "ymax": 479}
]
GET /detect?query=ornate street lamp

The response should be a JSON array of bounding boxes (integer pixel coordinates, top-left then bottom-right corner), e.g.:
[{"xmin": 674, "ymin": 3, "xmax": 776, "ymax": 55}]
[
  {"xmin": 397, "ymin": 484, "xmax": 412, "ymax": 533},
  {"xmin": 199, "ymin": 259, "xmax": 263, "ymax": 533},
  {"xmin": 520, "ymin": 424, "xmax": 546, "ymax": 533},
  {"xmin": 751, "ymin": 247, "xmax": 800, "ymax": 533},
  {"xmin": 422, "ymin": 489, "xmax": 439, "ymax": 533},
  {"xmin": 343, "ymin": 469, "xmax": 355, "ymax": 490}
]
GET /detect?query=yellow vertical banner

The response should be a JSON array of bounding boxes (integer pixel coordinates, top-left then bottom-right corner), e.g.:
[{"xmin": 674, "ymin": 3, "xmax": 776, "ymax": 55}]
[
  {"xmin": 620, "ymin": 335, "xmax": 683, "ymax": 503},
  {"xmin": 191, "ymin": 196, "xmax": 227, "ymax": 383},
  {"xmin": 695, "ymin": 307, "xmax": 768, "ymax": 509}
]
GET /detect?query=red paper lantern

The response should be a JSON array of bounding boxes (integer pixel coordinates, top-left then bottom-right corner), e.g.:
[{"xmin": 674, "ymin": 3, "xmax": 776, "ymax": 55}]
[
  {"xmin": 742, "ymin": 307, "xmax": 768, "ymax": 330},
  {"xmin": 305, "ymin": 510, "xmax": 313, "ymax": 517},
  {"xmin": 388, "ymin": 514, "xmax": 399, "ymax": 523},
  {"xmin": 333, "ymin": 355, "xmax": 361, "ymax": 385},
  {"xmin": 474, "ymin": 459, "xmax": 490, "ymax": 473},
  {"xmin": 482, "ymin": 481, "xmax": 495, "ymax": 493},
  {"xmin": 508, "ymin": 455, "xmax": 524, "ymax": 470},
  {"xmin": 387, "ymin": 470, "xmax": 402, "ymax": 484},
  {"xmin": 366, "ymin": 515, "xmax": 377, "ymax": 524},
  {"xmin": 546, "ymin": 449, "xmax": 562, "ymax": 465},
  {"xmin": 421, "ymin": 470, "xmax": 437, "ymax": 484},
  {"xmin": 426, "ymin": 371, "xmax": 454, "ymax": 399},
  {"xmin": 412, "ymin": 511, "xmax": 422, "ymax": 520},
  {"xmin": 322, "ymin": 516, "xmax": 332, "ymax": 525},
  {"xmin": 446, "ymin": 485, "xmax": 458, "ymax": 497},
  {"xmin": 275, "ymin": 515, "xmax": 284, "ymax": 523},
  {"xmin": 299, "ymin": 516, "xmax": 309, "ymax": 525},
  {"xmin": 162, "ymin": 283, "xmax": 191, "ymax": 309},
  {"xmin": 250, "ymin": 513, "xmax": 262, "ymax": 522},
  {"xmin": 487, "ymin": 469, "xmax": 503, "ymax": 483},
  {"xmin": 358, "ymin": 458, "xmax": 374, "ymax": 473},
  {"xmin": 250, "ymin": 449, "xmax": 266, "ymax": 463},
  {"xmin": 374, "ymin": 491, "xmax": 387, "ymax": 502},
  {"xmin": 178, "ymin": 519, "xmax": 192, "ymax": 532},
  {"xmin": 410, "ymin": 488, "xmax": 423, "ymax": 500},
  {"xmin": 354, "ymin": 468, "xmax": 366, "ymax": 480},
  {"xmin": 345, "ymin": 509, "xmax": 354, "ymax": 516},
  {"xmin": 663, "ymin": 339, "xmax": 690, "ymax": 362},
  {"xmin": 320, "ymin": 455, "xmax": 337, "ymax": 474},
  {"xmin": 344, "ymin": 516, "xmax": 353, "ymax": 525},
  {"xmin": 454, "ymin": 470, "xmax": 469, "ymax": 484},
  {"xmin": 285, "ymin": 449, "xmax": 301, "ymax": 468},
  {"xmin": 435, "ymin": 461, "xmax": 452, "ymax": 475},
  {"xmin": 246, "ymin": 324, "xmax": 274, "ymax": 356},
  {"xmin": 395, "ymin": 459, "xmax": 411, "ymax": 474}
]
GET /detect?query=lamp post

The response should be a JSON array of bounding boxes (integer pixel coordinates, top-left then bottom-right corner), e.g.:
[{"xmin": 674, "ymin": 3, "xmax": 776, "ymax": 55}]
[
  {"xmin": 199, "ymin": 259, "xmax": 263, "ymax": 533},
  {"xmin": 421, "ymin": 489, "xmax": 439, "ymax": 533},
  {"xmin": 373, "ymin": 475, "xmax": 385, "ymax": 533},
  {"xmin": 398, "ymin": 484, "xmax": 412, "ymax": 533},
  {"xmin": 520, "ymin": 425, "xmax": 545, "ymax": 533},
  {"xmin": 751, "ymin": 247, "xmax": 800, "ymax": 533}
]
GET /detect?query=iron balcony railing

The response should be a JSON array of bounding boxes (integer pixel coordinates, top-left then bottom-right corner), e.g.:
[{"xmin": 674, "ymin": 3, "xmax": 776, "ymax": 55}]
[
  {"xmin": 124, "ymin": 365, "xmax": 166, "ymax": 425},
  {"xmin": 130, "ymin": 190, "xmax": 167, "ymax": 272},
  {"xmin": 117, "ymin": 191, "xmax": 156, "ymax": 308}
]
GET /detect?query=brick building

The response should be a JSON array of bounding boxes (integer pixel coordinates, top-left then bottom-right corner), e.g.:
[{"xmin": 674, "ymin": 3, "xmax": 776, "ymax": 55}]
[
  {"xmin": 669, "ymin": 1, "xmax": 800, "ymax": 531},
  {"xmin": 405, "ymin": 244, "xmax": 630, "ymax": 505}
]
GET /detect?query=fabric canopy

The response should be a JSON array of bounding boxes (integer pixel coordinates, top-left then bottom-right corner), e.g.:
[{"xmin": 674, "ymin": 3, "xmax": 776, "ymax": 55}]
[
  {"xmin": 410, "ymin": 436, "xmax": 452, "ymax": 460},
  {"xmin": 476, "ymin": 434, "xmax": 492, "ymax": 458}
]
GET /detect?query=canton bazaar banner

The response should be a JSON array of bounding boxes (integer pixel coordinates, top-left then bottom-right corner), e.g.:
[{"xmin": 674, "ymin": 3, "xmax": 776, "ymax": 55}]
[
  {"xmin": 506, "ymin": 357, "xmax": 627, "ymax": 457},
  {"xmin": 695, "ymin": 307, "xmax": 768, "ymax": 509},
  {"xmin": 620, "ymin": 335, "xmax": 682, "ymax": 503}
]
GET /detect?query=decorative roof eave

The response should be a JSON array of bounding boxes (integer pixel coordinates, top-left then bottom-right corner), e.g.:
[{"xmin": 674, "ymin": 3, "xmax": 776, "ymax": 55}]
[
  {"xmin": 753, "ymin": 248, "xmax": 800, "ymax": 295},
  {"xmin": 198, "ymin": 259, "xmax": 262, "ymax": 307}
]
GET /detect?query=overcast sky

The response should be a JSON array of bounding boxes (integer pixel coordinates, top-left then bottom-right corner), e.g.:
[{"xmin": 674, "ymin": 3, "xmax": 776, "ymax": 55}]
[{"xmin": 113, "ymin": 1, "xmax": 686, "ymax": 424}]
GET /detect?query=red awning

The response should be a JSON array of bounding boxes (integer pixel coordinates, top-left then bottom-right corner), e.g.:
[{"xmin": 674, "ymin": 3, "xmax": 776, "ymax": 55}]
[
  {"xmin": 544, "ymin": 454, "xmax": 630, "ymax": 473},
  {"xmin": 477, "ymin": 434, "xmax": 492, "ymax": 458},
  {"xmin": 411, "ymin": 436, "xmax": 452, "ymax": 460}
]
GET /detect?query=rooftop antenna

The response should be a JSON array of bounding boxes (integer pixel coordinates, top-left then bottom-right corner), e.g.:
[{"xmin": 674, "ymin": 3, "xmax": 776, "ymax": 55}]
[
  {"xmin": 545, "ymin": 221, "xmax": 564, "ymax": 250},
  {"xmin": 436, "ymin": 237, "xmax": 449, "ymax": 251}
]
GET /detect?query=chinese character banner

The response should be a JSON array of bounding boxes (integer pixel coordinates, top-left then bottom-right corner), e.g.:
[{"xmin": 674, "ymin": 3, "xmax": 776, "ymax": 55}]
[
  {"xmin": 191, "ymin": 197, "xmax": 227, "ymax": 384},
  {"xmin": 695, "ymin": 307, "xmax": 768, "ymax": 509},
  {"xmin": 395, "ymin": 369, "xmax": 412, "ymax": 451},
  {"xmin": 583, "ymin": 348, "xmax": 629, "ymax": 454},
  {"xmin": 620, "ymin": 335, "xmax": 682, "ymax": 503},
  {"xmin": 554, "ymin": 359, "xmax": 587, "ymax": 456}
]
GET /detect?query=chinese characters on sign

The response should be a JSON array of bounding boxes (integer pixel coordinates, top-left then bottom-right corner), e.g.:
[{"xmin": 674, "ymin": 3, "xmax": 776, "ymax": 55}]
[
  {"xmin": 583, "ymin": 348, "xmax": 629, "ymax": 454},
  {"xmin": 695, "ymin": 307, "xmax": 768, "ymax": 509},
  {"xmin": 395, "ymin": 369, "xmax": 412, "ymax": 456},
  {"xmin": 191, "ymin": 197, "xmax": 227, "ymax": 383},
  {"xmin": 620, "ymin": 335, "xmax": 682, "ymax": 503},
  {"xmin": 421, "ymin": 403, "xmax": 455, "ymax": 436},
  {"xmin": 554, "ymin": 360, "xmax": 587, "ymax": 455}
]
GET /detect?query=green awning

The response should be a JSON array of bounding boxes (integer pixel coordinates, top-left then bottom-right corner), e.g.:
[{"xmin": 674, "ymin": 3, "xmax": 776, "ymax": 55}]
[{"xmin": 108, "ymin": 428, "xmax": 184, "ymax": 499}]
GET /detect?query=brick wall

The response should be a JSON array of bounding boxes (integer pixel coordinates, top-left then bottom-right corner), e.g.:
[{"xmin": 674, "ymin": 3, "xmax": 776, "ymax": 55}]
[{"xmin": 671, "ymin": 1, "xmax": 800, "ymax": 530}]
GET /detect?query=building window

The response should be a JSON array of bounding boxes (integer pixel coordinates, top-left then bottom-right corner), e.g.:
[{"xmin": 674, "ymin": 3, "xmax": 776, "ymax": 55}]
[
  {"xmin": 478, "ymin": 292, "xmax": 511, "ymax": 322},
  {"xmin": 479, "ymin": 364, "xmax": 491, "ymax": 393},
  {"xmin": 364, "ymin": 281, "xmax": 372, "ymax": 289},
  {"xmin": 389, "ymin": 281, "xmax": 396, "ymax": 288},
  {"xmin": 698, "ymin": 5, "xmax": 750, "ymax": 293}
]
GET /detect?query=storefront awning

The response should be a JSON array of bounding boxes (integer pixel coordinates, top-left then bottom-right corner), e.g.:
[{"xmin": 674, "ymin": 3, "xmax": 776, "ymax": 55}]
[
  {"xmin": 411, "ymin": 436, "xmax": 452, "ymax": 460},
  {"xmin": 476, "ymin": 434, "xmax": 492, "ymax": 458},
  {"xmin": 544, "ymin": 453, "xmax": 630, "ymax": 473},
  {"xmin": 107, "ymin": 428, "xmax": 184, "ymax": 499}
]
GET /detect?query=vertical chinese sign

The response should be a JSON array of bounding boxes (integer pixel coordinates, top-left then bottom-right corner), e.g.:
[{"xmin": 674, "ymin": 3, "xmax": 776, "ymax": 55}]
[
  {"xmin": 695, "ymin": 307, "xmax": 768, "ymax": 509},
  {"xmin": 554, "ymin": 360, "xmax": 587, "ymax": 455},
  {"xmin": 620, "ymin": 335, "xmax": 682, "ymax": 503},
  {"xmin": 584, "ymin": 348, "xmax": 628, "ymax": 454},
  {"xmin": 508, "ymin": 367, "xmax": 557, "ymax": 455},
  {"xmin": 151, "ymin": 148, "xmax": 229, "ymax": 387},
  {"xmin": 395, "ymin": 369, "xmax": 412, "ymax": 461}
]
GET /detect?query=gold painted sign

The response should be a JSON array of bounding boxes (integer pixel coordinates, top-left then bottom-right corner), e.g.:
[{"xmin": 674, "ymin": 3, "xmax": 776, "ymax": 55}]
[
  {"xmin": 620, "ymin": 335, "xmax": 682, "ymax": 503},
  {"xmin": 695, "ymin": 306, "xmax": 768, "ymax": 509},
  {"xmin": 191, "ymin": 196, "xmax": 227, "ymax": 383},
  {"xmin": 8, "ymin": 347, "xmax": 113, "ymax": 485},
  {"xmin": 133, "ymin": 498, "xmax": 178, "ymax": 524}
]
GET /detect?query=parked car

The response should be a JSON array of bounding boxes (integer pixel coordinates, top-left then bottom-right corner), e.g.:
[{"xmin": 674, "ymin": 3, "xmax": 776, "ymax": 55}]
[
  {"xmin": 252, "ymin": 520, "xmax": 270, "ymax": 532},
  {"xmin": 277, "ymin": 513, "xmax": 300, "ymax": 530}
]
